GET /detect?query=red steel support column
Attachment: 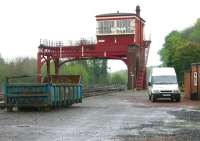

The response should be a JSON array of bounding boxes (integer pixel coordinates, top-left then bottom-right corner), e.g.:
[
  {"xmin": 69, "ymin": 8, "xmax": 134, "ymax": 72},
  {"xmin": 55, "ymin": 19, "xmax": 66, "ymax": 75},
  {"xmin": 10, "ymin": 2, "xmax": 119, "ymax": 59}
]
[
  {"xmin": 54, "ymin": 59, "xmax": 60, "ymax": 75},
  {"xmin": 37, "ymin": 53, "xmax": 42, "ymax": 82},
  {"xmin": 127, "ymin": 45, "xmax": 138, "ymax": 89},
  {"xmin": 46, "ymin": 56, "xmax": 50, "ymax": 76}
]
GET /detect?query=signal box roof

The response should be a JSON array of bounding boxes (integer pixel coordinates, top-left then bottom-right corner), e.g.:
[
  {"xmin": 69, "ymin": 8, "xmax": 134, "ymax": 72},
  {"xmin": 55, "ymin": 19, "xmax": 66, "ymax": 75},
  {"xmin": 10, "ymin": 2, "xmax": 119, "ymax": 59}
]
[
  {"xmin": 96, "ymin": 12, "xmax": 135, "ymax": 17},
  {"xmin": 96, "ymin": 12, "xmax": 145, "ymax": 22}
]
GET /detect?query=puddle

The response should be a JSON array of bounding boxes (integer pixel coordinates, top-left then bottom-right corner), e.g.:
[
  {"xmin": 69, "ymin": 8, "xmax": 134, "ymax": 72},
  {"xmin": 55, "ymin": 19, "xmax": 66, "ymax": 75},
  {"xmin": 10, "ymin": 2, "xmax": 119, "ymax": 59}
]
[
  {"xmin": 15, "ymin": 125, "xmax": 31, "ymax": 128},
  {"xmin": 168, "ymin": 110, "xmax": 200, "ymax": 122},
  {"xmin": 117, "ymin": 110, "xmax": 200, "ymax": 141}
]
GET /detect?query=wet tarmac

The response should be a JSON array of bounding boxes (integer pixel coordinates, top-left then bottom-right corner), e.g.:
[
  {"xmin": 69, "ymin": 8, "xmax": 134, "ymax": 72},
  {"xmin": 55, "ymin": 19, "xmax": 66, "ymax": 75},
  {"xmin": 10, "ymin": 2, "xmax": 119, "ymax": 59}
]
[{"xmin": 0, "ymin": 91, "xmax": 200, "ymax": 141}]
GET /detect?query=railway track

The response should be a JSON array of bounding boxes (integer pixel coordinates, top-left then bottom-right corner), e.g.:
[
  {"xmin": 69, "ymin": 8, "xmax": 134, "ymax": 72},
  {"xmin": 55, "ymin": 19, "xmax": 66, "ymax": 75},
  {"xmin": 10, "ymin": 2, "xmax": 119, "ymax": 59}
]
[
  {"xmin": 0, "ymin": 85, "xmax": 126, "ymax": 99},
  {"xmin": 0, "ymin": 88, "xmax": 3, "ymax": 101},
  {"xmin": 0, "ymin": 88, "xmax": 4, "ymax": 108},
  {"xmin": 83, "ymin": 85, "xmax": 125, "ymax": 97}
]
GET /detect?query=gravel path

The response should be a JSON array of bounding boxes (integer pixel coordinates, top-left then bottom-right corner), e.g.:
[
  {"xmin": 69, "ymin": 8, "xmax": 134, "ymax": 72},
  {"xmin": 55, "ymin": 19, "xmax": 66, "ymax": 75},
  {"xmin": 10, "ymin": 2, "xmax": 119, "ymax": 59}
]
[{"xmin": 0, "ymin": 91, "xmax": 199, "ymax": 141}]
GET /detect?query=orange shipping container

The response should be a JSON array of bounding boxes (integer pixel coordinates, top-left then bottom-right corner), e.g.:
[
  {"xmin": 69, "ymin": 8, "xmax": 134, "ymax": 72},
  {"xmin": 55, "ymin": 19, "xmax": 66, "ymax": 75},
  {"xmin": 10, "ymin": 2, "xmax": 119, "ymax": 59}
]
[
  {"xmin": 184, "ymin": 71, "xmax": 191, "ymax": 99},
  {"xmin": 185, "ymin": 63, "xmax": 200, "ymax": 100}
]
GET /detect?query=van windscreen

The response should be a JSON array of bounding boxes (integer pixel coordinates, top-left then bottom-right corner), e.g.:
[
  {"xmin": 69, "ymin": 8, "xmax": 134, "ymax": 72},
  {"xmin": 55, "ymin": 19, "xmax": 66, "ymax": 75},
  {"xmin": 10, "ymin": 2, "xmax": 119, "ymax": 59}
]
[{"xmin": 152, "ymin": 75, "xmax": 177, "ymax": 84}]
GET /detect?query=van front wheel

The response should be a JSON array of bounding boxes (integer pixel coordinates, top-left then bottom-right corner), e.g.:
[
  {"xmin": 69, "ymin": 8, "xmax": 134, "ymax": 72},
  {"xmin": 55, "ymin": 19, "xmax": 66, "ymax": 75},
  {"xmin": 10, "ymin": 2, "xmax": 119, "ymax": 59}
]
[
  {"xmin": 149, "ymin": 95, "xmax": 151, "ymax": 100},
  {"xmin": 151, "ymin": 95, "xmax": 156, "ymax": 102},
  {"xmin": 176, "ymin": 97, "xmax": 181, "ymax": 102}
]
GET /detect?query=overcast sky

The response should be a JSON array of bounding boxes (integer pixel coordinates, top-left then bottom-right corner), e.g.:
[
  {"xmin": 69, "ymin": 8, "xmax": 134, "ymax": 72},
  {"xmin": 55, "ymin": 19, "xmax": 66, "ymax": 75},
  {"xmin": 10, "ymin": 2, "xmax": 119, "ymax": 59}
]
[{"xmin": 0, "ymin": 0, "xmax": 200, "ymax": 72}]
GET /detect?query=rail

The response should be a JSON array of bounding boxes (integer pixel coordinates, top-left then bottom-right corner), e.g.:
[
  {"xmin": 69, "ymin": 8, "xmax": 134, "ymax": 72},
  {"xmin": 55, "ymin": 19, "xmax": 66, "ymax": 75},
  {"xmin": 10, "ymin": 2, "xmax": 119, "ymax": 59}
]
[
  {"xmin": 0, "ymin": 87, "xmax": 3, "ymax": 105},
  {"xmin": 83, "ymin": 85, "xmax": 126, "ymax": 97},
  {"xmin": 0, "ymin": 85, "xmax": 126, "ymax": 100}
]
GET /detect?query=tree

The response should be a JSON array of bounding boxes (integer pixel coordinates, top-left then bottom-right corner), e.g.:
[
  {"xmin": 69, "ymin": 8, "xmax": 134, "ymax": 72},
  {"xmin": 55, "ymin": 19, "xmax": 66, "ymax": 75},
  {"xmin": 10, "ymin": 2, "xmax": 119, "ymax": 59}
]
[
  {"xmin": 0, "ymin": 54, "xmax": 6, "ymax": 84},
  {"xmin": 173, "ymin": 42, "xmax": 200, "ymax": 83},
  {"xmin": 182, "ymin": 18, "xmax": 200, "ymax": 43},
  {"xmin": 159, "ymin": 19, "xmax": 200, "ymax": 84},
  {"xmin": 0, "ymin": 54, "xmax": 4, "ymax": 64},
  {"xmin": 60, "ymin": 63, "xmax": 90, "ymax": 87},
  {"xmin": 110, "ymin": 70, "xmax": 127, "ymax": 85},
  {"xmin": 159, "ymin": 31, "xmax": 186, "ymax": 67}
]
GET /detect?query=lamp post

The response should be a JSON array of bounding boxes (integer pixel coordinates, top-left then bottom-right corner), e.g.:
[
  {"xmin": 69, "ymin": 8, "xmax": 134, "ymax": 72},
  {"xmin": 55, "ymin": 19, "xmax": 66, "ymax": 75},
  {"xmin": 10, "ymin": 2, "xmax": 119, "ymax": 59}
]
[{"xmin": 130, "ymin": 72, "xmax": 134, "ymax": 90}]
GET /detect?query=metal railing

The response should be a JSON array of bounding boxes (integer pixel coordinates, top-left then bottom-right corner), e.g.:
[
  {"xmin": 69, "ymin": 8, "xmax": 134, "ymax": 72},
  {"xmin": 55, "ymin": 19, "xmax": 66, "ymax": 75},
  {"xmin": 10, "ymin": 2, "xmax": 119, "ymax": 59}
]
[{"xmin": 39, "ymin": 39, "xmax": 97, "ymax": 48}]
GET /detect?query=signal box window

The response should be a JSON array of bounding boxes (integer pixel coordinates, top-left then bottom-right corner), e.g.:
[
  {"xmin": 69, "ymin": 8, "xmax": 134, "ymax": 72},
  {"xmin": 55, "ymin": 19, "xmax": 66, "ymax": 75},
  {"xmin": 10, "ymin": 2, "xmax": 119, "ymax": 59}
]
[{"xmin": 97, "ymin": 19, "xmax": 135, "ymax": 35}]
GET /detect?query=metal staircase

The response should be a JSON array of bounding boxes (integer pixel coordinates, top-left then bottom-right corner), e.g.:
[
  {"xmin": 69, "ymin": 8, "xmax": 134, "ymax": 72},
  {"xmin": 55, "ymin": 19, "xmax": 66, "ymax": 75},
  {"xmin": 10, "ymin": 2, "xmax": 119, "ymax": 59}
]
[{"xmin": 136, "ymin": 70, "xmax": 146, "ymax": 90}]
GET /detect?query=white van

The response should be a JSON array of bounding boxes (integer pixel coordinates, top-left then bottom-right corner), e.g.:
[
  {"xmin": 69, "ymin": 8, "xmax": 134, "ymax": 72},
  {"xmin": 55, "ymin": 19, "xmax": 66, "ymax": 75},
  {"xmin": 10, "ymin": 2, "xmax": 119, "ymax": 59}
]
[{"xmin": 148, "ymin": 67, "xmax": 180, "ymax": 102}]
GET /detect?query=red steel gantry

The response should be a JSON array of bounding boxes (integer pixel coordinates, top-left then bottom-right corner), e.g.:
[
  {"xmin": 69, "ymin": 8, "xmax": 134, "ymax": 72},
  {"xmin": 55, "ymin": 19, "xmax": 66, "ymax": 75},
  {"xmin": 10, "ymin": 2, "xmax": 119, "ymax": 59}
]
[{"xmin": 37, "ymin": 6, "xmax": 151, "ymax": 89}]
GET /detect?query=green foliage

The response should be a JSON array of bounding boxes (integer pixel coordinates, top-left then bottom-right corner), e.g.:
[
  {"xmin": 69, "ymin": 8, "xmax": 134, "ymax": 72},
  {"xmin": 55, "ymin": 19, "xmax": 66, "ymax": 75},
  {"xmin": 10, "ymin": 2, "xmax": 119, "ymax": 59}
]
[
  {"xmin": 63, "ymin": 59, "xmax": 109, "ymax": 87},
  {"xmin": 182, "ymin": 18, "xmax": 200, "ymax": 43},
  {"xmin": 159, "ymin": 31, "xmax": 186, "ymax": 67},
  {"xmin": 89, "ymin": 59, "xmax": 108, "ymax": 84},
  {"xmin": 159, "ymin": 19, "xmax": 200, "ymax": 84},
  {"xmin": 110, "ymin": 70, "xmax": 127, "ymax": 85},
  {"xmin": 0, "ymin": 54, "xmax": 4, "ymax": 64},
  {"xmin": 41, "ymin": 59, "xmax": 110, "ymax": 87},
  {"xmin": 0, "ymin": 54, "xmax": 6, "ymax": 84},
  {"xmin": 0, "ymin": 56, "xmax": 37, "ymax": 84},
  {"xmin": 0, "ymin": 54, "xmax": 127, "ymax": 87},
  {"xmin": 60, "ymin": 63, "xmax": 90, "ymax": 87}
]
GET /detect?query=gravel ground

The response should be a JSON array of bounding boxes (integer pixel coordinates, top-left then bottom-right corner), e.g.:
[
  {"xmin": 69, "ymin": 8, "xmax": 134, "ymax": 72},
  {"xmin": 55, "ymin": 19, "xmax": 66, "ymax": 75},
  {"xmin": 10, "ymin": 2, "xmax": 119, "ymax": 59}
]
[{"xmin": 0, "ymin": 90, "xmax": 200, "ymax": 141}]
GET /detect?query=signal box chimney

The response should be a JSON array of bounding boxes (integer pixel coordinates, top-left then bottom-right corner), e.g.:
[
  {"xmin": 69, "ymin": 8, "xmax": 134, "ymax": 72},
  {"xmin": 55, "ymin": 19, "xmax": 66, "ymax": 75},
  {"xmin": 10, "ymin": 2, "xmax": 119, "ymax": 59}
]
[{"xmin": 136, "ymin": 5, "xmax": 140, "ymax": 17}]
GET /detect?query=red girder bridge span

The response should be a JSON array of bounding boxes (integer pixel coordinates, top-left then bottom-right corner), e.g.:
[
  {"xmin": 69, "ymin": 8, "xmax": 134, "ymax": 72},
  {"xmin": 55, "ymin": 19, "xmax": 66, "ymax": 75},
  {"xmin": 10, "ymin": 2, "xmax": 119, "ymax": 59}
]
[{"xmin": 38, "ymin": 40, "xmax": 150, "ymax": 89}]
